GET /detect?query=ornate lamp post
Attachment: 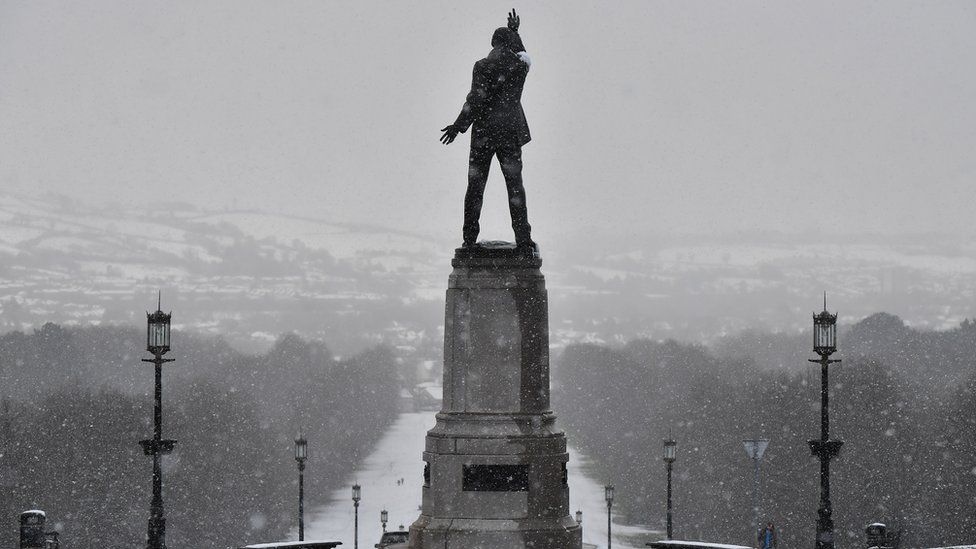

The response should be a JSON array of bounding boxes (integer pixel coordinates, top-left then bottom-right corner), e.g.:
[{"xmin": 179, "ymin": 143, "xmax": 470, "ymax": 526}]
[
  {"xmin": 663, "ymin": 435, "xmax": 677, "ymax": 539},
  {"xmin": 605, "ymin": 484, "xmax": 614, "ymax": 549},
  {"xmin": 808, "ymin": 296, "xmax": 843, "ymax": 549},
  {"xmin": 295, "ymin": 436, "xmax": 308, "ymax": 541},
  {"xmin": 139, "ymin": 296, "xmax": 176, "ymax": 549},
  {"xmin": 352, "ymin": 484, "xmax": 361, "ymax": 549},
  {"xmin": 575, "ymin": 509, "xmax": 582, "ymax": 526},
  {"xmin": 380, "ymin": 509, "xmax": 388, "ymax": 533}
]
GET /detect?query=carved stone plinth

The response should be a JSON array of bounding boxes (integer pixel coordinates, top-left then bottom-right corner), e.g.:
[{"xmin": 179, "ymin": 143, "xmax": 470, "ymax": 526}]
[{"xmin": 408, "ymin": 243, "xmax": 581, "ymax": 549}]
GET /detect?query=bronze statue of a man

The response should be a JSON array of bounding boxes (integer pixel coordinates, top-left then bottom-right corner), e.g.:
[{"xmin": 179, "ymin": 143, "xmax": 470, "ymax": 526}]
[{"xmin": 441, "ymin": 10, "xmax": 535, "ymax": 252}]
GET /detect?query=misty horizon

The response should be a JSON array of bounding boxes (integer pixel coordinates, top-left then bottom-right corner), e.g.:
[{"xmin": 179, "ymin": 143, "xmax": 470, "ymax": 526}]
[{"xmin": 2, "ymin": 192, "xmax": 975, "ymax": 358}]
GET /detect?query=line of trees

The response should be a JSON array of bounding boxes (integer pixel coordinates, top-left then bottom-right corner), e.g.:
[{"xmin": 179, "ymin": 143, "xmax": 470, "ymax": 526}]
[
  {"xmin": 553, "ymin": 314, "xmax": 976, "ymax": 548},
  {"xmin": 0, "ymin": 325, "xmax": 402, "ymax": 549}
]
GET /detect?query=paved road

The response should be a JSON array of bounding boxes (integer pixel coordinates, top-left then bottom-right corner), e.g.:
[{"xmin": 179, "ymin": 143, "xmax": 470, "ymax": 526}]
[{"xmin": 302, "ymin": 412, "xmax": 658, "ymax": 549}]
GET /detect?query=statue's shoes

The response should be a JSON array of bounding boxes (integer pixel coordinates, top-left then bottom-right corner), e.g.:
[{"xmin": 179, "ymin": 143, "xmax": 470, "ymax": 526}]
[{"xmin": 516, "ymin": 241, "xmax": 538, "ymax": 257}]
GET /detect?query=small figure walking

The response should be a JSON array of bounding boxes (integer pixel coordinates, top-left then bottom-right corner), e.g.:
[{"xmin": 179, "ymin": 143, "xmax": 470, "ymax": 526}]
[{"xmin": 758, "ymin": 522, "xmax": 777, "ymax": 549}]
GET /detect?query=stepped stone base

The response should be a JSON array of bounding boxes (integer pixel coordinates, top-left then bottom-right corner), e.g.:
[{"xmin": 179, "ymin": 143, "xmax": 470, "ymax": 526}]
[{"xmin": 408, "ymin": 243, "xmax": 581, "ymax": 549}]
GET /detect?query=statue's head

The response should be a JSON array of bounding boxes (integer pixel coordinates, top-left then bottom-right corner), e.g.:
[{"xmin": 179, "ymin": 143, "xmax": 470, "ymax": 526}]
[{"xmin": 491, "ymin": 27, "xmax": 518, "ymax": 50}]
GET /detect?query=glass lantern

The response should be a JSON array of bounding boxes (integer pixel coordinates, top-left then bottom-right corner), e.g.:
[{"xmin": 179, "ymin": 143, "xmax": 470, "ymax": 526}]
[
  {"xmin": 663, "ymin": 436, "xmax": 677, "ymax": 463},
  {"xmin": 813, "ymin": 303, "xmax": 838, "ymax": 357},
  {"xmin": 146, "ymin": 305, "xmax": 171, "ymax": 355}
]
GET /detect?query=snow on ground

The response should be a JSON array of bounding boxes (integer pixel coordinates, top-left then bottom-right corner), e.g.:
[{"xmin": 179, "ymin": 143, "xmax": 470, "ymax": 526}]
[
  {"xmin": 301, "ymin": 412, "xmax": 430, "ymax": 545},
  {"xmin": 569, "ymin": 447, "xmax": 662, "ymax": 549},
  {"xmin": 301, "ymin": 412, "xmax": 657, "ymax": 549},
  {"xmin": 655, "ymin": 244, "xmax": 976, "ymax": 275},
  {"xmin": 191, "ymin": 212, "xmax": 445, "ymax": 262}
]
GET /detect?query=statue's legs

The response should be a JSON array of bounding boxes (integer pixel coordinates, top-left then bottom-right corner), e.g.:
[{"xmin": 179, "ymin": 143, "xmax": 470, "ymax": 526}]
[
  {"xmin": 497, "ymin": 145, "xmax": 532, "ymax": 246},
  {"xmin": 463, "ymin": 145, "xmax": 533, "ymax": 246},
  {"xmin": 462, "ymin": 146, "xmax": 493, "ymax": 245}
]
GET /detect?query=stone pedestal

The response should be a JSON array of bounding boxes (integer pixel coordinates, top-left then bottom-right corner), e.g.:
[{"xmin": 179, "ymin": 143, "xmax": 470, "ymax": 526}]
[{"xmin": 408, "ymin": 244, "xmax": 582, "ymax": 549}]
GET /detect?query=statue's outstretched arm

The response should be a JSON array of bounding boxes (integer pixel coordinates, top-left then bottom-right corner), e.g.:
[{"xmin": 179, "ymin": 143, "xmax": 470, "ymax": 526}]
[{"xmin": 440, "ymin": 63, "xmax": 489, "ymax": 144}]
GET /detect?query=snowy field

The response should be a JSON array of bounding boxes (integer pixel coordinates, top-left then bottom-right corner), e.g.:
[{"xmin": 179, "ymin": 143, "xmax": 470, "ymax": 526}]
[{"xmin": 301, "ymin": 412, "xmax": 657, "ymax": 549}]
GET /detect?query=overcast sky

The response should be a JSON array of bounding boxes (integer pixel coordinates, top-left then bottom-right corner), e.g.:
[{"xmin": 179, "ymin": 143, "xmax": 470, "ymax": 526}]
[{"xmin": 2, "ymin": 1, "xmax": 975, "ymax": 245}]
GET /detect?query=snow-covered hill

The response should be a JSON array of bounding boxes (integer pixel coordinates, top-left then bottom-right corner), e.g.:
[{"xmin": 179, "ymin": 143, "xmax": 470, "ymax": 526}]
[
  {"xmin": 0, "ymin": 193, "xmax": 451, "ymax": 354},
  {"xmin": 2, "ymin": 192, "xmax": 975, "ymax": 356}
]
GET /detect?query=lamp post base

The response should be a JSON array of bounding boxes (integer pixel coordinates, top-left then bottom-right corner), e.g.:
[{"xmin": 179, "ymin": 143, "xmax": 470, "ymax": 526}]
[
  {"xmin": 815, "ymin": 526, "xmax": 835, "ymax": 549},
  {"xmin": 147, "ymin": 515, "xmax": 167, "ymax": 549}
]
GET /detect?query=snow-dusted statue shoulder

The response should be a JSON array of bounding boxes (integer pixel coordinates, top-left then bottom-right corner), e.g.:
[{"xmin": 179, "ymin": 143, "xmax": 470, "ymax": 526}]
[{"xmin": 440, "ymin": 9, "xmax": 537, "ymax": 255}]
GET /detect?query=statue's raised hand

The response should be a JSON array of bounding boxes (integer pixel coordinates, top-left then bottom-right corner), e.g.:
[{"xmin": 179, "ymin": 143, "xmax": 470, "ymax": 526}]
[{"xmin": 507, "ymin": 9, "xmax": 520, "ymax": 32}]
